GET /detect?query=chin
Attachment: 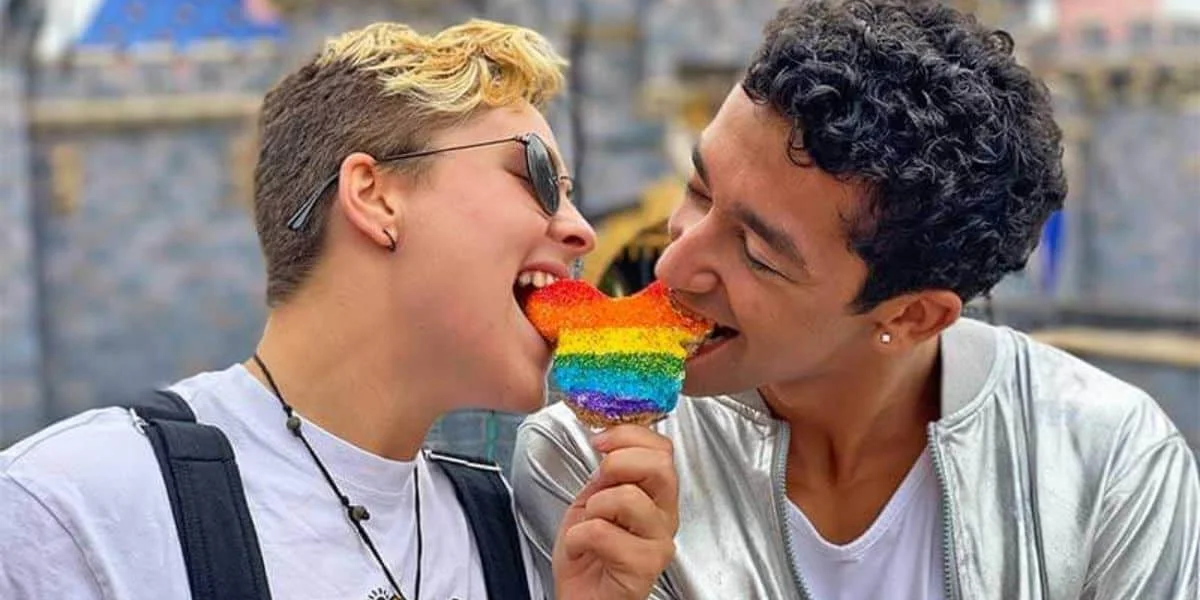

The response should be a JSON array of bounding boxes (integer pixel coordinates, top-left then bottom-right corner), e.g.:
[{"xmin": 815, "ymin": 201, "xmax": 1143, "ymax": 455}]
[
  {"xmin": 513, "ymin": 373, "xmax": 551, "ymax": 413},
  {"xmin": 480, "ymin": 368, "xmax": 549, "ymax": 414},
  {"xmin": 681, "ymin": 364, "xmax": 756, "ymax": 397},
  {"xmin": 680, "ymin": 378, "xmax": 727, "ymax": 398},
  {"xmin": 511, "ymin": 391, "xmax": 550, "ymax": 415}
]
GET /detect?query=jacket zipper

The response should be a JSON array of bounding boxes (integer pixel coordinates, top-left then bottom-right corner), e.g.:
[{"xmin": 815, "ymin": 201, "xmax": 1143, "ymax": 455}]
[
  {"xmin": 773, "ymin": 419, "xmax": 963, "ymax": 600},
  {"xmin": 928, "ymin": 425, "xmax": 962, "ymax": 600},
  {"xmin": 772, "ymin": 422, "xmax": 815, "ymax": 600}
]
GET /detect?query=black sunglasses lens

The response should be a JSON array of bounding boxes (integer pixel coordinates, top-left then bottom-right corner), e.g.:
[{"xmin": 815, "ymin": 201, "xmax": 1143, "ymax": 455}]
[{"xmin": 525, "ymin": 136, "xmax": 559, "ymax": 215}]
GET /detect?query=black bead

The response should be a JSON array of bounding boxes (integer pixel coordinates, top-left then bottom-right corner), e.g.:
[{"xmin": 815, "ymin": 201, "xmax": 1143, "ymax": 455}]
[
  {"xmin": 349, "ymin": 505, "xmax": 370, "ymax": 522},
  {"xmin": 286, "ymin": 415, "xmax": 301, "ymax": 433}
]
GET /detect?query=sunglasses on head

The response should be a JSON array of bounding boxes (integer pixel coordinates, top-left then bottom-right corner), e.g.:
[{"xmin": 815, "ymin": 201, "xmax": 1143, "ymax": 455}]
[{"xmin": 287, "ymin": 132, "xmax": 571, "ymax": 231}]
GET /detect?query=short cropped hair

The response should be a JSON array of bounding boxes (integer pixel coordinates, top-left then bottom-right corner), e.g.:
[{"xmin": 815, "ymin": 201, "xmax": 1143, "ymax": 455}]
[{"xmin": 254, "ymin": 20, "xmax": 567, "ymax": 306}]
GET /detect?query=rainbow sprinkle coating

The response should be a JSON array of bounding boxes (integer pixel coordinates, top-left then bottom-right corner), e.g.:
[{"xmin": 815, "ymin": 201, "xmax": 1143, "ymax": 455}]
[{"xmin": 525, "ymin": 280, "xmax": 713, "ymax": 427}]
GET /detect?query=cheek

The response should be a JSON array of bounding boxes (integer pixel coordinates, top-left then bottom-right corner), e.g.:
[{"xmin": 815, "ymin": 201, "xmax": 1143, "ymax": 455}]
[{"xmin": 732, "ymin": 278, "xmax": 833, "ymax": 343}]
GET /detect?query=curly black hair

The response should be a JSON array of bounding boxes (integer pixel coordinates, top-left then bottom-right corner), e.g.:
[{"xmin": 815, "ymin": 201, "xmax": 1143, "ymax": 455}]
[{"xmin": 742, "ymin": 0, "xmax": 1066, "ymax": 311}]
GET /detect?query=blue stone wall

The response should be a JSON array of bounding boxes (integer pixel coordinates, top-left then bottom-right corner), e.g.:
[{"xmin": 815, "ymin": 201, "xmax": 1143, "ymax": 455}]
[
  {"xmin": 0, "ymin": 62, "xmax": 45, "ymax": 442},
  {"xmin": 993, "ymin": 97, "xmax": 1200, "ymax": 459},
  {"xmin": 1076, "ymin": 108, "xmax": 1200, "ymax": 312},
  {"xmin": 30, "ymin": 125, "xmax": 268, "ymax": 418}
]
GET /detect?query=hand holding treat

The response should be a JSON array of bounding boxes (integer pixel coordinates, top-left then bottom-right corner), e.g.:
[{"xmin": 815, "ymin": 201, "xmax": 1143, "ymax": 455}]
[
  {"xmin": 525, "ymin": 280, "xmax": 714, "ymax": 428},
  {"xmin": 552, "ymin": 425, "xmax": 678, "ymax": 600}
]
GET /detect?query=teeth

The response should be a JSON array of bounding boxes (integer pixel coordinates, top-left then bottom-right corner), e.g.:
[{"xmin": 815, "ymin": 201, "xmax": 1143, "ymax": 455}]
[{"xmin": 517, "ymin": 270, "xmax": 560, "ymax": 289}]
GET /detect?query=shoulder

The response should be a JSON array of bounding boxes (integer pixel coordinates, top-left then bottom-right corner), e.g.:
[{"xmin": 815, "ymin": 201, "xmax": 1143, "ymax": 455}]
[
  {"xmin": 0, "ymin": 406, "xmax": 181, "ymax": 591},
  {"xmin": 993, "ymin": 326, "xmax": 1190, "ymax": 485},
  {"xmin": 1003, "ymin": 327, "xmax": 1180, "ymax": 441},
  {"xmin": 0, "ymin": 366, "xmax": 253, "ymax": 541},
  {"xmin": 1, "ymin": 406, "xmax": 162, "ymax": 502},
  {"xmin": 0, "ymin": 365, "xmax": 253, "ymax": 502}
]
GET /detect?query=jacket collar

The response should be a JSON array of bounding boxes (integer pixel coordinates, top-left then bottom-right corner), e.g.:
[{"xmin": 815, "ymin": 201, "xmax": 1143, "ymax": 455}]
[{"xmin": 938, "ymin": 317, "xmax": 1002, "ymax": 421}]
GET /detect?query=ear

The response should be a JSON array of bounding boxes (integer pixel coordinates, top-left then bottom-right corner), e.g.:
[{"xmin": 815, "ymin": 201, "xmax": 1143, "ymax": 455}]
[
  {"xmin": 869, "ymin": 289, "xmax": 963, "ymax": 350},
  {"xmin": 334, "ymin": 152, "xmax": 405, "ymax": 252}
]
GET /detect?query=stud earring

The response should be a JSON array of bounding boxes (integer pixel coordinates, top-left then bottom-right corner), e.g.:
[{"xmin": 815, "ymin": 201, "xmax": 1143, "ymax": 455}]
[
  {"xmin": 382, "ymin": 229, "xmax": 397, "ymax": 253},
  {"xmin": 880, "ymin": 332, "xmax": 892, "ymax": 345}
]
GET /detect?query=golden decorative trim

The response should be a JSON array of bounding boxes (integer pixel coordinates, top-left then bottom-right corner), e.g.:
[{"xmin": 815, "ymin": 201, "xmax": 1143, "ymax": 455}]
[
  {"xmin": 621, "ymin": 229, "xmax": 670, "ymax": 262},
  {"xmin": 583, "ymin": 176, "xmax": 682, "ymax": 285},
  {"xmin": 1031, "ymin": 327, "xmax": 1200, "ymax": 369},
  {"xmin": 566, "ymin": 21, "xmax": 641, "ymax": 42},
  {"xmin": 49, "ymin": 144, "xmax": 83, "ymax": 215},
  {"xmin": 31, "ymin": 94, "xmax": 262, "ymax": 130}
]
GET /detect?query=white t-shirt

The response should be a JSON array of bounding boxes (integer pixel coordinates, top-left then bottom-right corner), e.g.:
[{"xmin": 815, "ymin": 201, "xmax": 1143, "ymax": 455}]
[
  {"xmin": 786, "ymin": 448, "xmax": 945, "ymax": 600},
  {"xmin": 0, "ymin": 364, "xmax": 544, "ymax": 600}
]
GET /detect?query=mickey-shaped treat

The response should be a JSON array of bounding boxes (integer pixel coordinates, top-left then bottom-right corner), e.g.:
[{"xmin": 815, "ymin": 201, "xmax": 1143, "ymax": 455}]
[{"xmin": 525, "ymin": 280, "xmax": 713, "ymax": 427}]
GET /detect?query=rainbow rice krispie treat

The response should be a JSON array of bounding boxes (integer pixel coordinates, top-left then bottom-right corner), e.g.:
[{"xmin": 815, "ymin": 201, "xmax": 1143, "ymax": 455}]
[{"xmin": 525, "ymin": 280, "xmax": 713, "ymax": 427}]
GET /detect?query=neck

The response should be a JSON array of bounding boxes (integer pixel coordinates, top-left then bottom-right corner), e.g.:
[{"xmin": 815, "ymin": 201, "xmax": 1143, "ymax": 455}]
[
  {"xmin": 246, "ymin": 288, "xmax": 439, "ymax": 462},
  {"xmin": 765, "ymin": 338, "xmax": 941, "ymax": 484}
]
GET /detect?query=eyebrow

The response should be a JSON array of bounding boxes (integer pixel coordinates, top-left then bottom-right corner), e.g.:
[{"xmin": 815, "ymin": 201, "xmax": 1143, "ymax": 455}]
[{"xmin": 733, "ymin": 204, "xmax": 806, "ymax": 269}]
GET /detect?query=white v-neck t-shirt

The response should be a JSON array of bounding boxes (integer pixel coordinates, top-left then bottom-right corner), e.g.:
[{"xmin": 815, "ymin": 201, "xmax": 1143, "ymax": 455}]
[
  {"xmin": 785, "ymin": 448, "xmax": 946, "ymax": 600},
  {"xmin": 0, "ymin": 365, "xmax": 544, "ymax": 600}
]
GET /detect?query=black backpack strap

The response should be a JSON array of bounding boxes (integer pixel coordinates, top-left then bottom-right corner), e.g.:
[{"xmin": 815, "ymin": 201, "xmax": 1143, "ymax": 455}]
[
  {"xmin": 127, "ymin": 389, "xmax": 272, "ymax": 600},
  {"xmin": 427, "ymin": 450, "xmax": 533, "ymax": 600}
]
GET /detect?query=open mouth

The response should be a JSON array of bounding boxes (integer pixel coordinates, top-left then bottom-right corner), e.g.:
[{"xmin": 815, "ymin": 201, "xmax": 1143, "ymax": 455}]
[
  {"xmin": 514, "ymin": 269, "xmax": 561, "ymax": 313},
  {"xmin": 684, "ymin": 324, "xmax": 740, "ymax": 358},
  {"xmin": 668, "ymin": 295, "xmax": 739, "ymax": 359}
]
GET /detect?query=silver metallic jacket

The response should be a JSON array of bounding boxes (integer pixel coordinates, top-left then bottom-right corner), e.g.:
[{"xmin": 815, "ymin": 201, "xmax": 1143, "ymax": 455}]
[{"xmin": 513, "ymin": 318, "xmax": 1199, "ymax": 599}]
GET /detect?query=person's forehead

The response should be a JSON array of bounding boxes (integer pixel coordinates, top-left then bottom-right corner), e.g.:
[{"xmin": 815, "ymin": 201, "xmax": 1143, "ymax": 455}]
[
  {"xmin": 704, "ymin": 88, "xmax": 792, "ymax": 158},
  {"xmin": 434, "ymin": 101, "xmax": 554, "ymax": 145},
  {"xmin": 697, "ymin": 90, "xmax": 866, "ymax": 251},
  {"xmin": 695, "ymin": 93, "xmax": 792, "ymax": 194}
]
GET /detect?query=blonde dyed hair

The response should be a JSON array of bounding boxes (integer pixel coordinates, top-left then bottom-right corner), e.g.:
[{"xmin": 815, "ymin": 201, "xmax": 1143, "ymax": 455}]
[
  {"xmin": 253, "ymin": 19, "xmax": 568, "ymax": 307},
  {"xmin": 317, "ymin": 19, "xmax": 567, "ymax": 116}
]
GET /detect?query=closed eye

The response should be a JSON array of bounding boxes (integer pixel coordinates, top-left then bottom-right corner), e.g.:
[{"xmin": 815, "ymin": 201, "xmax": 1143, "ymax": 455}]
[
  {"xmin": 685, "ymin": 183, "xmax": 712, "ymax": 208},
  {"xmin": 738, "ymin": 230, "xmax": 782, "ymax": 277},
  {"xmin": 512, "ymin": 171, "xmax": 537, "ymax": 192}
]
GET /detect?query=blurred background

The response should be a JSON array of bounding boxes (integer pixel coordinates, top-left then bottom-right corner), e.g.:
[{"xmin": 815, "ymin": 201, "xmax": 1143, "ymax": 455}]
[{"xmin": 0, "ymin": 0, "xmax": 1196, "ymax": 470}]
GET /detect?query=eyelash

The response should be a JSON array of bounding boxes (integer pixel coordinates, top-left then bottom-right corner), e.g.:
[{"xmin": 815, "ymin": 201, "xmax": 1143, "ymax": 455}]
[
  {"xmin": 688, "ymin": 185, "xmax": 778, "ymax": 275},
  {"xmin": 685, "ymin": 184, "xmax": 711, "ymax": 207},
  {"xmin": 514, "ymin": 172, "xmax": 537, "ymax": 192},
  {"xmin": 737, "ymin": 230, "xmax": 776, "ymax": 274}
]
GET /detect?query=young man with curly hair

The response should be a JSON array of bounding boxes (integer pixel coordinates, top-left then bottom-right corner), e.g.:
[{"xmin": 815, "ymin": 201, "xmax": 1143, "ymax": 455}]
[
  {"xmin": 513, "ymin": 2, "xmax": 1199, "ymax": 598},
  {"xmin": 0, "ymin": 20, "xmax": 677, "ymax": 600}
]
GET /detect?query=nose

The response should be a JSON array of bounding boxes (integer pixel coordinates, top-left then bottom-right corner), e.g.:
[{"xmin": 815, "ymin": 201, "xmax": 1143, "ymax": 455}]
[
  {"xmin": 548, "ymin": 200, "xmax": 597, "ymax": 258},
  {"xmin": 654, "ymin": 204, "xmax": 719, "ymax": 294}
]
